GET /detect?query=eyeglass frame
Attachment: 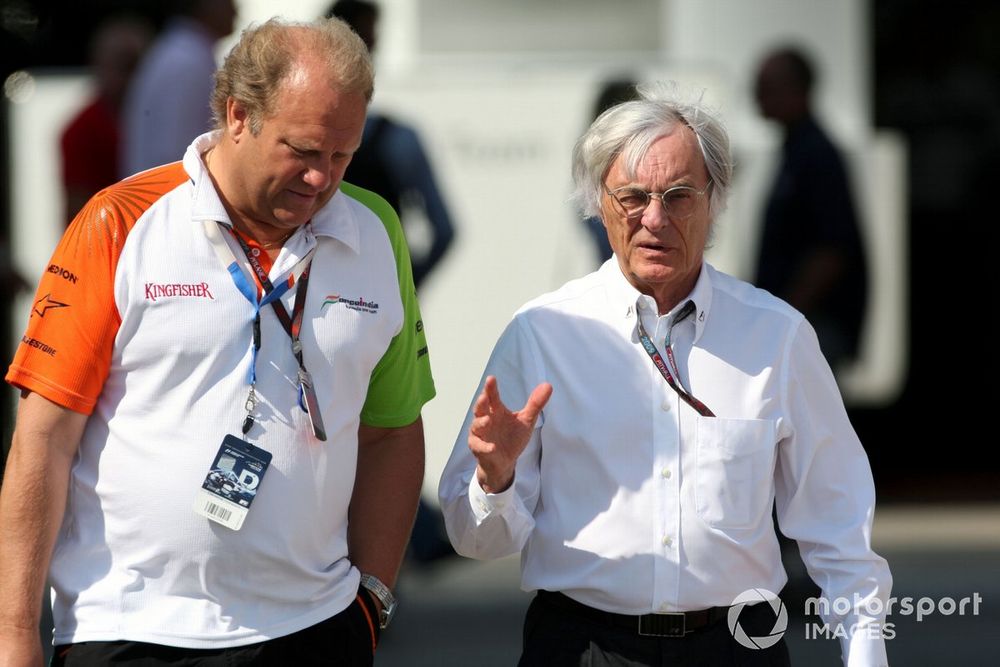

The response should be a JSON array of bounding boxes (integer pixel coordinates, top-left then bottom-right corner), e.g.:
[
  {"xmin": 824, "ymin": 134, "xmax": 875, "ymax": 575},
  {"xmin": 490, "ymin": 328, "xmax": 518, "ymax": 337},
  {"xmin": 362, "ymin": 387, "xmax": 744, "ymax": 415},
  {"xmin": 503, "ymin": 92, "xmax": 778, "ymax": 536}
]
[{"xmin": 603, "ymin": 182, "xmax": 713, "ymax": 220}]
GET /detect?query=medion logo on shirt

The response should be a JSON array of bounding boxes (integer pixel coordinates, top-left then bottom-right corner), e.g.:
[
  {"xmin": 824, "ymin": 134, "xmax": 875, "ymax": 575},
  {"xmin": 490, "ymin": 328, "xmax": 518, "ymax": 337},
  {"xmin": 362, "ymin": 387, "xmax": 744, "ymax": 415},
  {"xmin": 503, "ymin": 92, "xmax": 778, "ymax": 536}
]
[
  {"xmin": 144, "ymin": 282, "xmax": 215, "ymax": 302},
  {"xmin": 322, "ymin": 293, "xmax": 379, "ymax": 314},
  {"xmin": 47, "ymin": 263, "xmax": 79, "ymax": 284}
]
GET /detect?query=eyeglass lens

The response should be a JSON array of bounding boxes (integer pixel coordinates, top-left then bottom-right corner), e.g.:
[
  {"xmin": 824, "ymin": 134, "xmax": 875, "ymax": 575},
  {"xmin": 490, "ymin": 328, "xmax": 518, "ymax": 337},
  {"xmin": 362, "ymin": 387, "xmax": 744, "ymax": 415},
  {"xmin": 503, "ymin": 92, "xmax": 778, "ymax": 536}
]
[{"xmin": 613, "ymin": 187, "xmax": 700, "ymax": 219}]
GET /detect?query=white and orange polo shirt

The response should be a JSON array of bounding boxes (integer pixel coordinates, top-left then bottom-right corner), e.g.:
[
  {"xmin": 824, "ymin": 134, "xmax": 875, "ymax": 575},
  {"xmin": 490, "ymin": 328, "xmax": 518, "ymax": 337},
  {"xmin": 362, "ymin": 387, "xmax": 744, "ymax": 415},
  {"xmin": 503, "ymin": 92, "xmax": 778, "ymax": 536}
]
[{"xmin": 6, "ymin": 132, "xmax": 435, "ymax": 648}]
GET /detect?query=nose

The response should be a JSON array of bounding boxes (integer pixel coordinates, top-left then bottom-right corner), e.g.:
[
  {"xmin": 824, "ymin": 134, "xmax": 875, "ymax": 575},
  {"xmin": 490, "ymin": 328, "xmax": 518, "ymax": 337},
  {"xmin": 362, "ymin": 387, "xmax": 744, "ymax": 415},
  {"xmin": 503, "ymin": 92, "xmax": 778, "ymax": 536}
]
[
  {"xmin": 639, "ymin": 197, "xmax": 669, "ymax": 232},
  {"xmin": 302, "ymin": 163, "xmax": 333, "ymax": 193}
]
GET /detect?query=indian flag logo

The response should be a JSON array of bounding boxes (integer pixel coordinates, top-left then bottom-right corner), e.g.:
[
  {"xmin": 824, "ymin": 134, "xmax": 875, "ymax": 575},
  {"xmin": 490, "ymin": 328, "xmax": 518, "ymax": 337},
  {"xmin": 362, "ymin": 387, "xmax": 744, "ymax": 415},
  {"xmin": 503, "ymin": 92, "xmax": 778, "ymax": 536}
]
[{"xmin": 322, "ymin": 294, "xmax": 340, "ymax": 311}]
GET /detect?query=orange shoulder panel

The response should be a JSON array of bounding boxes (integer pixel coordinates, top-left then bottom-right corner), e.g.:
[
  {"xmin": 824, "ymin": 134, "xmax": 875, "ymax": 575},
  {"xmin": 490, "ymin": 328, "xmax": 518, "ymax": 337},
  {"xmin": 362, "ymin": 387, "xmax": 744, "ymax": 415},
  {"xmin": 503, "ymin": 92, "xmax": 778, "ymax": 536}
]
[{"xmin": 6, "ymin": 163, "xmax": 189, "ymax": 414}]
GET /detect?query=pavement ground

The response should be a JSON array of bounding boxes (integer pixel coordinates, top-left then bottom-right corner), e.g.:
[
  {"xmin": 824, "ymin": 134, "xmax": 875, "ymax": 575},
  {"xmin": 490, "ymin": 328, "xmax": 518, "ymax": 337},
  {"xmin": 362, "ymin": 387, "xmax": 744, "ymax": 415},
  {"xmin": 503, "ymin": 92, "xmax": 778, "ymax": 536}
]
[
  {"xmin": 36, "ymin": 503, "xmax": 998, "ymax": 665},
  {"xmin": 376, "ymin": 503, "xmax": 1000, "ymax": 666}
]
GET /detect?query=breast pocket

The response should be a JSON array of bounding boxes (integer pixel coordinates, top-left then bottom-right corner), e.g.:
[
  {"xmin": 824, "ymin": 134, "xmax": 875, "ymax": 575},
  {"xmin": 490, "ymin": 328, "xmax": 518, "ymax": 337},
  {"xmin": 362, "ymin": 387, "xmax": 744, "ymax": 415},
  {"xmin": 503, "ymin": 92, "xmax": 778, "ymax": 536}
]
[{"xmin": 694, "ymin": 417, "xmax": 777, "ymax": 530}]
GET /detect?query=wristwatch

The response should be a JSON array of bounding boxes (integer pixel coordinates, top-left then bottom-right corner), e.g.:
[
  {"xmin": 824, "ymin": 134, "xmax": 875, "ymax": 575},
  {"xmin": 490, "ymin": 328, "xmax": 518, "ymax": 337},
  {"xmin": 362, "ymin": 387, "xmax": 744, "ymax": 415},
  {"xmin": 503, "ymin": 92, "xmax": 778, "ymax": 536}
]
[{"xmin": 359, "ymin": 573, "xmax": 398, "ymax": 630}]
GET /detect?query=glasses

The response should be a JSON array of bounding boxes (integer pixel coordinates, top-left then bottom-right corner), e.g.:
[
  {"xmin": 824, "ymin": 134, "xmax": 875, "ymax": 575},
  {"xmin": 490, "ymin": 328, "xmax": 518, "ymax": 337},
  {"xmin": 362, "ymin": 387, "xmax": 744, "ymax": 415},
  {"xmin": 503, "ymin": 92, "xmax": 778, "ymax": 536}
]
[{"xmin": 604, "ymin": 183, "xmax": 711, "ymax": 220}]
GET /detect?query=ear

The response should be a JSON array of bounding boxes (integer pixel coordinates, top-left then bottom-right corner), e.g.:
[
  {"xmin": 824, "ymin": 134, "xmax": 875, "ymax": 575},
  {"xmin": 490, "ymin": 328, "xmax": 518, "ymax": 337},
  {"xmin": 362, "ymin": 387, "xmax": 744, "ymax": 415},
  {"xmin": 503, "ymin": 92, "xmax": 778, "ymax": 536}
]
[{"xmin": 226, "ymin": 97, "xmax": 250, "ymax": 141}]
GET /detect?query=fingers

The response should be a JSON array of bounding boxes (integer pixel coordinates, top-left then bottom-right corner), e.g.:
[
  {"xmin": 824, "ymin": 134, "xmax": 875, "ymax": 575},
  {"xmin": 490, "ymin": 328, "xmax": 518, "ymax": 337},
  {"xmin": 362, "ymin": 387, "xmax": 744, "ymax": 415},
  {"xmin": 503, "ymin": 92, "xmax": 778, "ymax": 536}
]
[
  {"xmin": 473, "ymin": 377, "xmax": 553, "ymax": 430},
  {"xmin": 472, "ymin": 384, "xmax": 491, "ymax": 418},
  {"xmin": 520, "ymin": 382, "xmax": 553, "ymax": 426},
  {"xmin": 474, "ymin": 376, "xmax": 508, "ymax": 418},
  {"xmin": 483, "ymin": 376, "xmax": 504, "ymax": 412}
]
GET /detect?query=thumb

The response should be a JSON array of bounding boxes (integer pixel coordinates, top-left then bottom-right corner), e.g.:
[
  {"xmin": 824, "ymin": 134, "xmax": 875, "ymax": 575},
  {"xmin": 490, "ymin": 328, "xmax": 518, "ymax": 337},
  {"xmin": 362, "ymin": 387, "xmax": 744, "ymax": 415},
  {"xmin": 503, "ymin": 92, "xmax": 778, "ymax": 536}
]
[{"xmin": 519, "ymin": 382, "xmax": 553, "ymax": 426}]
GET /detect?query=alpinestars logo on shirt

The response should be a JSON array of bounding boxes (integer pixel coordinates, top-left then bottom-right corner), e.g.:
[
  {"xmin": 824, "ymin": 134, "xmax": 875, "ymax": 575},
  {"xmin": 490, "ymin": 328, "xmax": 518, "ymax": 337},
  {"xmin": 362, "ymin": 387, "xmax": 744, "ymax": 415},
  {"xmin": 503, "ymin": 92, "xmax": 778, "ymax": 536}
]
[
  {"xmin": 144, "ymin": 282, "xmax": 215, "ymax": 302},
  {"xmin": 33, "ymin": 294, "xmax": 69, "ymax": 317}
]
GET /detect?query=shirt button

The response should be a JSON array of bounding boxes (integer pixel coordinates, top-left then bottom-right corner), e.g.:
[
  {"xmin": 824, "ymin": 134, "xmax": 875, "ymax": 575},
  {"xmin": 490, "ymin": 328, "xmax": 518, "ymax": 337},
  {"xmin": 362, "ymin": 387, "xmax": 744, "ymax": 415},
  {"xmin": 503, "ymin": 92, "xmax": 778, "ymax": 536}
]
[
  {"xmin": 661, "ymin": 400, "xmax": 671, "ymax": 411},
  {"xmin": 662, "ymin": 535, "xmax": 673, "ymax": 547},
  {"xmin": 661, "ymin": 468, "xmax": 672, "ymax": 479},
  {"xmin": 659, "ymin": 603, "xmax": 671, "ymax": 612}
]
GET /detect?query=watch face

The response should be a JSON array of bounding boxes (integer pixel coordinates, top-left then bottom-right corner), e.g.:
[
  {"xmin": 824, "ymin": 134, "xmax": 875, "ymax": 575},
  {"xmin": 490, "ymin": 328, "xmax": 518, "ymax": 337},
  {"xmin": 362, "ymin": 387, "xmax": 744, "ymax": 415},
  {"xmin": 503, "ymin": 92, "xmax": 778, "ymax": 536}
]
[{"xmin": 380, "ymin": 602, "xmax": 396, "ymax": 629}]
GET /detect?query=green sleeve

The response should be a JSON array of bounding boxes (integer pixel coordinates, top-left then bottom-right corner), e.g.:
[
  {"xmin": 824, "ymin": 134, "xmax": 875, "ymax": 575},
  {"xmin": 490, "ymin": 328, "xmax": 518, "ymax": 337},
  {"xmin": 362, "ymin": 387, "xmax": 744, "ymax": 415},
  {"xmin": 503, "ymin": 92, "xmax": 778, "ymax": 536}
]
[{"xmin": 341, "ymin": 182, "xmax": 436, "ymax": 427}]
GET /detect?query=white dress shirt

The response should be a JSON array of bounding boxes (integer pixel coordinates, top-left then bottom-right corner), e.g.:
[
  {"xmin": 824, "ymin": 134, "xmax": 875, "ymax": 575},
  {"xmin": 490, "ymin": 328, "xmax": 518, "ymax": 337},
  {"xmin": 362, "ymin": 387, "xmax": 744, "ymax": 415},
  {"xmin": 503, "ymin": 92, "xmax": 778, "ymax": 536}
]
[{"xmin": 439, "ymin": 259, "xmax": 891, "ymax": 666}]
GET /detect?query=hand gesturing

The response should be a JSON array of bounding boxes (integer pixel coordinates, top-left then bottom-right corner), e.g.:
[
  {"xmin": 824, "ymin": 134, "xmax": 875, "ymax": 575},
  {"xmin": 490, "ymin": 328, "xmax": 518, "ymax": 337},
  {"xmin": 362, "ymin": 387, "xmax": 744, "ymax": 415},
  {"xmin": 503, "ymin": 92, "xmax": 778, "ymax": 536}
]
[{"xmin": 469, "ymin": 376, "xmax": 553, "ymax": 494}]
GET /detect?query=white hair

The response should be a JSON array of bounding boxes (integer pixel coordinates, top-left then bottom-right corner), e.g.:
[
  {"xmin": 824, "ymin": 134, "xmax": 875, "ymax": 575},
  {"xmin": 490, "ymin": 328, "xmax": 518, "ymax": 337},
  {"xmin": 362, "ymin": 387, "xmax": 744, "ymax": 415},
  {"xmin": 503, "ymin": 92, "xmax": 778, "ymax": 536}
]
[{"xmin": 571, "ymin": 82, "xmax": 733, "ymax": 221}]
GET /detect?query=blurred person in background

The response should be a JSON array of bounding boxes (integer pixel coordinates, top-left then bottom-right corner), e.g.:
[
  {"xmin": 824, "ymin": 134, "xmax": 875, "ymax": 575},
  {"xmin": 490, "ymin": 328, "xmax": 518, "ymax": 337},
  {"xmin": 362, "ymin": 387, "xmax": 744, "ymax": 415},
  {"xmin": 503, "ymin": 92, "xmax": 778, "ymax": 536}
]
[
  {"xmin": 121, "ymin": 0, "xmax": 237, "ymax": 176},
  {"xmin": 440, "ymin": 84, "xmax": 891, "ymax": 667},
  {"xmin": 60, "ymin": 14, "xmax": 153, "ymax": 223},
  {"xmin": 325, "ymin": 0, "xmax": 455, "ymax": 290},
  {"xmin": 328, "ymin": 0, "xmax": 457, "ymax": 566},
  {"xmin": 753, "ymin": 46, "xmax": 869, "ymax": 375},
  {"xmin": 0, "ymin": 16, "xmax": 432, "ymax": 666}
]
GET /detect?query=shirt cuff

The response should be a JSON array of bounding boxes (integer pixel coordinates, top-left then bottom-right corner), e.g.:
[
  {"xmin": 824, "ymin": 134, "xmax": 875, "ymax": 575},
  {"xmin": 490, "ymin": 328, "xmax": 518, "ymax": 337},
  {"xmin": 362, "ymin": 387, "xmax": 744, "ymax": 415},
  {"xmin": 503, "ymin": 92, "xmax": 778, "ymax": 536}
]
[
  {"xmin": 467, "ymin": 474, "xmax": 517, "ymax": 522},
  {"xmin": 842, "ymin": 628, "xmax": 889, "ymax": 667}
]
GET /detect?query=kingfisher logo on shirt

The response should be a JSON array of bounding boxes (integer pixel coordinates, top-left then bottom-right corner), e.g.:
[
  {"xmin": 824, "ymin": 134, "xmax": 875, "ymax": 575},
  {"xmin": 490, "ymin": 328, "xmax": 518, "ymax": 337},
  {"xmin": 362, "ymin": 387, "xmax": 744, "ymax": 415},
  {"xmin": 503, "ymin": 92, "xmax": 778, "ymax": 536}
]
[
  {"xmin": 144, "ymin": 282, "xmax": 215, "ymax": 302},
  {"xmin": 322, "ymin": 293, "xmax": 379, "ymax": 314}
]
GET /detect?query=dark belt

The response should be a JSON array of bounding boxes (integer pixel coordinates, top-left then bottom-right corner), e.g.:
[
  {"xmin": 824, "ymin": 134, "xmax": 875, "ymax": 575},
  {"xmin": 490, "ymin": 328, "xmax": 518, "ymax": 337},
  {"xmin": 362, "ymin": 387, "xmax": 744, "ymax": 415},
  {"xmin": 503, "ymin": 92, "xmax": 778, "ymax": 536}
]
[{"xmin": 537, "ymin": 590, "xmax": 730, "ymax": 638}]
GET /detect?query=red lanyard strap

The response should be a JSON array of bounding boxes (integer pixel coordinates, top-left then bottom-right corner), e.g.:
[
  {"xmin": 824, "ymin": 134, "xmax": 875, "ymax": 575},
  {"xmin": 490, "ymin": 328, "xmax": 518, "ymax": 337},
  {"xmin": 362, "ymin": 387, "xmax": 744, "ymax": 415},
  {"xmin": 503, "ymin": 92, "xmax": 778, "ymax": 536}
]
[
  {"xmin": 635, "ymin": 303, "xmax": 715, "ymax": 418},
  {"xmin": 225, "ymin": 228, "xmax": 306, "ymax": 345},
  {"xmin": 288, "ymin": 265, "xmax": 311, "ymax": 368}
]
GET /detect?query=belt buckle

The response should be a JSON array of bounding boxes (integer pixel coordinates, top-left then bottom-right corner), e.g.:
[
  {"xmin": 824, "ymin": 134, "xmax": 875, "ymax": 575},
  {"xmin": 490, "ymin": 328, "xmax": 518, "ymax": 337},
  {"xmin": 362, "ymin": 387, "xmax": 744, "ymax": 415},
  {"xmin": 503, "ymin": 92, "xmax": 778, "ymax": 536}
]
[{"xmin": 638, "ymin": 612, "xmax": 686, "ymax": 638}]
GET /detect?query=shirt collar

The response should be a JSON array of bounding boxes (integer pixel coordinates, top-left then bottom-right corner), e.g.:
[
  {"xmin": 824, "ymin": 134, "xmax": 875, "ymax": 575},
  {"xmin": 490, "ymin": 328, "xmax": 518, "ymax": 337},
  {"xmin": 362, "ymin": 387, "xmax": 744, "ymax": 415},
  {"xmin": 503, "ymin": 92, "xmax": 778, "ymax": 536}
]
[
  {"xmin": 307, "ymin": 188, "xmax": 361, "ymax": 254},
  {"xmin": 185, "ymin": 132, "xmax": 228, "ymax": 223},
  {"xmin": 687, "ymin": 263, "xmax": 713, "ymax": 344},
  {"xmin": 183, "ymin": 131, "xmax": 360, "ymax": 254},
  {"xmin": 601, "ymin": 257, "xmax": 715, "ymax": 344},
  {"xmin": 600, "ymin": 258, "xmax": 643, "ymax": 322}
]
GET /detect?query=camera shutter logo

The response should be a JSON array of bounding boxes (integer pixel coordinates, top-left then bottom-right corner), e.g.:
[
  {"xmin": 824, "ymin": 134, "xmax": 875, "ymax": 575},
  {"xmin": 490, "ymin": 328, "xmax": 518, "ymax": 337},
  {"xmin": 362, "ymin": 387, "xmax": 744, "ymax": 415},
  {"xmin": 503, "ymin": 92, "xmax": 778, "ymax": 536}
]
[{"xmin": 728, "ymin": 588, "xmax": 788, "ymax": 649}]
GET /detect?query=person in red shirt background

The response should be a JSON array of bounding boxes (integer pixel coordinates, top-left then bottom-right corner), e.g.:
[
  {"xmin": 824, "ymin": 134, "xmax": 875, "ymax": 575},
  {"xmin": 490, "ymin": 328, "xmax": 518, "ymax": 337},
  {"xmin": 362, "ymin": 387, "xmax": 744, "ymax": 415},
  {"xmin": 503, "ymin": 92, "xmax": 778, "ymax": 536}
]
[{"xmin": 59, "ymin": 14, "xmax": 152, "ymax": 224}]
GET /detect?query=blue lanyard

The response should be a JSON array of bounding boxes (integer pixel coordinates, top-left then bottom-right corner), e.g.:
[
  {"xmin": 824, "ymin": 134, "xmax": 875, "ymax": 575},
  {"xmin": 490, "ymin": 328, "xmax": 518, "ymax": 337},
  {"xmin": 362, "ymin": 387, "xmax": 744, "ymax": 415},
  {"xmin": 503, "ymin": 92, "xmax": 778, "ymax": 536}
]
[
  {"xmin": 206, "ymin": 221, "xmax": 326, "ymax": 440},
  {"xmin": 225, "ymin": 255, "xmax": 293, "ymax": 386}
]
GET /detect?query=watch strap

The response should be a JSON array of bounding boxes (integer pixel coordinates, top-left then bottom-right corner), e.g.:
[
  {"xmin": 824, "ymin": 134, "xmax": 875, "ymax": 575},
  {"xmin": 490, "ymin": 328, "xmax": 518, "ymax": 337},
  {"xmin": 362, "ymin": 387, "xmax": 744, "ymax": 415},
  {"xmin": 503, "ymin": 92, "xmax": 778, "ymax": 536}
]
[{"xmin": 359, "ymin": 573, "xmax": 397, "ymax": 629}]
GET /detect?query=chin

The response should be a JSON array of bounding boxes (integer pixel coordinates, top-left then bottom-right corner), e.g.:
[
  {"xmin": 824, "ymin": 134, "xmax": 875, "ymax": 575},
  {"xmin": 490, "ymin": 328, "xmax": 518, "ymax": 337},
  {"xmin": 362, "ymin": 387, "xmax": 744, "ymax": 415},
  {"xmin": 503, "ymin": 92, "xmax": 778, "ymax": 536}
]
[
  {"xmin": 274, "ymin": 210, "xmax": 312, "ymax": 228},
  {"xmin": 632, "ymin": 261, "xmax": 678, "ymax": 281}
]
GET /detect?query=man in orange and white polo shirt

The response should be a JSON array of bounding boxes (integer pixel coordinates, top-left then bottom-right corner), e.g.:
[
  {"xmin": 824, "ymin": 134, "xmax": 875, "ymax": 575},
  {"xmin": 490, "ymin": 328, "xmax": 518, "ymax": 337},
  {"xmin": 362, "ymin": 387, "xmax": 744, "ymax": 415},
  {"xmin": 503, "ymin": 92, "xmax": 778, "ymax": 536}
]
[{"xmin": 0, "ymin": 17, "xmax": 433, "ymax": 666}]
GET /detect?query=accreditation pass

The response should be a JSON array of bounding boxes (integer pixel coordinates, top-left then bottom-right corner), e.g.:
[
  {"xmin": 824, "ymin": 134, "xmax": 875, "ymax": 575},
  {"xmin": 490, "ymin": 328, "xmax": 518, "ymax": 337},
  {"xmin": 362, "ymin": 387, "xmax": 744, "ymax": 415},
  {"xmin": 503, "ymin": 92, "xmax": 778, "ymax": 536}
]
[{"xmin": 194, "ymin": 435, "xmax": 272, "ymax": 531}]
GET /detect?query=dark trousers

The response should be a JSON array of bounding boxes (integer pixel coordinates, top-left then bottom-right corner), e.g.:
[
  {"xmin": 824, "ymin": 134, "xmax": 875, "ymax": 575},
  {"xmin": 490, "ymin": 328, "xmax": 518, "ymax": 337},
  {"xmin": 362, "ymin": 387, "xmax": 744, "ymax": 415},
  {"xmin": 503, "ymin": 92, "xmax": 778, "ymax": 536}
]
[
  {"xmin": 52, "ymin": 595, "xmax": 379, "ymax": 667},
  {"xmin": 518, "ymin": 592, "xmax": 791, "ymax": 667}
]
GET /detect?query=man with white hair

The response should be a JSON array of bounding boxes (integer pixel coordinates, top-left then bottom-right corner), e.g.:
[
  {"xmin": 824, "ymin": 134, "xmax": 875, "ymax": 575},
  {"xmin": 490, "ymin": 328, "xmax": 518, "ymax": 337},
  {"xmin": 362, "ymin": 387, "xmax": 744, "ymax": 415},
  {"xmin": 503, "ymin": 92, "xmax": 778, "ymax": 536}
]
[{"xmin": 440, "ymin": 84, "xmax": 891, "ymax": 667}]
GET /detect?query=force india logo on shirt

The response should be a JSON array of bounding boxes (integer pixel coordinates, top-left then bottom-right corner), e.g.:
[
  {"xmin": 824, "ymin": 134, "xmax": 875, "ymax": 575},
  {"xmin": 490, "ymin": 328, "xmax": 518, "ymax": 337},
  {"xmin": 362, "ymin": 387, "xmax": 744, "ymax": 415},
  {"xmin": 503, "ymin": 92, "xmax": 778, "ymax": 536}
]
[{"xmin": 322, "ymin": 294, "xmax": 379, "ymax": 314}]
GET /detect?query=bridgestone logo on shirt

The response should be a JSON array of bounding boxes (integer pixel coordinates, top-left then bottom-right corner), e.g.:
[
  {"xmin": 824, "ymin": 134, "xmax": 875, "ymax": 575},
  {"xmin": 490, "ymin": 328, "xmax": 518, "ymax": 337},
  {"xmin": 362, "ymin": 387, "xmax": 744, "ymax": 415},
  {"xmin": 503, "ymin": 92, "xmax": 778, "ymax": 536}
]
[
  {"xmin": 144, "ymin": 282, "xmax": 215, "ymax": 302},
  {"xmin": 21, "ymin": 335, "xmax": 56, "ymax": 357}
]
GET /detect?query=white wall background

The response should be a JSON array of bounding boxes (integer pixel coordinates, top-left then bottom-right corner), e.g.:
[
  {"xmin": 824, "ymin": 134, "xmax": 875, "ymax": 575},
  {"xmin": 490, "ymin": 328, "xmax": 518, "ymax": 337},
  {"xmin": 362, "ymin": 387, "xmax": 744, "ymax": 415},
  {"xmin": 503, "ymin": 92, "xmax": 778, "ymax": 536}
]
[{"xmin": 5, "ymin": 0, "xmax": 906, "ymax": 501}]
